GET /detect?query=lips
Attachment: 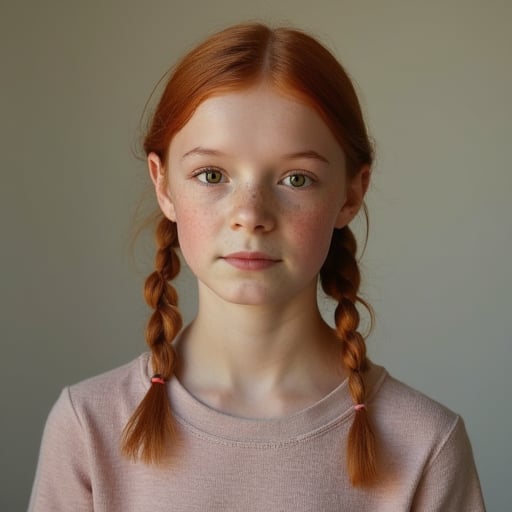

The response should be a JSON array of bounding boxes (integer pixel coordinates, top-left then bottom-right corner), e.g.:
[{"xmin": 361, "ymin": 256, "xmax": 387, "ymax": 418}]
[{"xmin": 221, "ymin": 252, "xmax": 280, "ymax": 270}]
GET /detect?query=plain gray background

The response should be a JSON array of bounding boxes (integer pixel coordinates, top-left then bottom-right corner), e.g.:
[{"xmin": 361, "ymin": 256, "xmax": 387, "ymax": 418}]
[{"xmin": 1, "ymin": 1, "xmax": 510, "ymax": 510}]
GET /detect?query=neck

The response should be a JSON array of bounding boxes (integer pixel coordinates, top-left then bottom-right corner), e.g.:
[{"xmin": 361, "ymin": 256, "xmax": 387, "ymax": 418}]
[{"xmin": 174, "ymin": 282, "xmax": 345, "ymax": 416}]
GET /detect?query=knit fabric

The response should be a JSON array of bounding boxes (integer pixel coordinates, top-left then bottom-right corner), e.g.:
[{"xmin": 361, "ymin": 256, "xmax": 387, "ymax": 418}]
[{"xmin": 29, "ymin": 353, "xmax": 485, "ymax": 511}]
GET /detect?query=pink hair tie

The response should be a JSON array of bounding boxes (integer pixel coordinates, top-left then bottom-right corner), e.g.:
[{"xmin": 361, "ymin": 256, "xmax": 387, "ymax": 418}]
[
  {"xmin": 354, "ymin": 403, "xmax": 366, "ymax": 411},
  {"xmin": 151, "ymin": 374, "xmax": 166, "ymax": 385}
]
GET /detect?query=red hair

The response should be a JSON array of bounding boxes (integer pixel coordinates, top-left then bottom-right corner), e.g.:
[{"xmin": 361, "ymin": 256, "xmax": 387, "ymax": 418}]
[{"xmin": 122, "ymin": 22, "xmax": 377, "ymax": 486}]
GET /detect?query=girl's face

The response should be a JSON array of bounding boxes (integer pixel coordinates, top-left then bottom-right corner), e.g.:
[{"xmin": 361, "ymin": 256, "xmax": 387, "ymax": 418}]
[{"xmin": 149, "ymin": 84, "xmax": 368, "ymax": 307}]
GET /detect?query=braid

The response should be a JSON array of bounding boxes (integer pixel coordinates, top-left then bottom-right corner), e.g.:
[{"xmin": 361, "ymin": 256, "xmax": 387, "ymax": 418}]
[
  {"xmin": 320, "ymin": 226, "xmax": 377, "ymax": 486},
  {"xmin": 121, "ymin": 216, "xmax": 183, "ymax": 464}
]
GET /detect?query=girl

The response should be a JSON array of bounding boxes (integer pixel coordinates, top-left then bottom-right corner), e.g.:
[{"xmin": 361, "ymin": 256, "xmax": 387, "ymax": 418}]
[{"xmin": 29, "ymin": 23, "xmax": 485, "ymax": 511}]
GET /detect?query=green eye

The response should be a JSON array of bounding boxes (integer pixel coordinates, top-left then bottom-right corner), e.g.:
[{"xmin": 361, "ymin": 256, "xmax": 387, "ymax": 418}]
[
  {"xmin": 289, "ymin": 174, "xmax": 306, "ymax": 187},
  {"xmin": 284, "ymin": 173, "xmax": 312, "ymax": 188},
  {"xmin": 206, "ymin": 170, "xmax": 222, "ymax": 183},
  {"xmin": 197, "ymin": 169, "xmax": 223, "ymax": 184}
]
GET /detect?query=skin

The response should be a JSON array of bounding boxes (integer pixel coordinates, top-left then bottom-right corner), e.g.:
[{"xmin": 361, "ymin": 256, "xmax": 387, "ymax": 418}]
[{"xmin": 148, "ymin": 83, "xmax": 370, "ymax": 418}]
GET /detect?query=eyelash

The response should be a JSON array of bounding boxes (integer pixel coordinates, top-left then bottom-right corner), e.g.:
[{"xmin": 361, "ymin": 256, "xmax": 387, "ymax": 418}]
[
  {"xmin": 192, "ymin": 168, "xmax": 316, "ymax": 188},
  {"xmin": 280, "ymin": 172, "xmax": 315, "ymax": 188},
  {"xmin": 193, "ymin": 167, "xmax": 226, "ymax": 185}
]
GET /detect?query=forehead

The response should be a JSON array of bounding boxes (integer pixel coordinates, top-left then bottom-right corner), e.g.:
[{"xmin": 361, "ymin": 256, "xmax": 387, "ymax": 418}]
[{"xmin": 168, "ymin": 85, "xmax": 344, "ymax": 162}]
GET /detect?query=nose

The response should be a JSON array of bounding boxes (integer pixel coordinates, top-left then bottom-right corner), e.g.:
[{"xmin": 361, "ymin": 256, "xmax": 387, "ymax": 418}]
[{"xmin": 229, "ymin": 184, "xmax": 276, "ymax": 233}]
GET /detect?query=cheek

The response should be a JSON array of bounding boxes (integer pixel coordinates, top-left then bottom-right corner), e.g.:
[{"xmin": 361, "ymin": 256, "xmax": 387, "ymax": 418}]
[
  {"xmin": 173, "ymin": 205, "xmax": 210, "ymax": 264},
  {"xmin": 287, "ymin": 208, "xmax": 336, "ymax": 265}
]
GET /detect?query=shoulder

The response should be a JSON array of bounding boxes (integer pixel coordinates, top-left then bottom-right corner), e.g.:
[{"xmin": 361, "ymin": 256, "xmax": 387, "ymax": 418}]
[
  {"xmin": 67, "ymin": 352, "xmax": 151, "ymax": 401},
  {"xmin": 30, "ymin": 355, "xmax": 153, "ymax": 510},
  {"xmin": 369, "ymin": 363, "xmax": 476, "ymax": 472},
  {"xmin": 50, "ymin": 353, "xmax": 152, "ymax": 430},
  {"xmin": 370, "ymin": 364, "xmax": 460, "ymax": 434}
]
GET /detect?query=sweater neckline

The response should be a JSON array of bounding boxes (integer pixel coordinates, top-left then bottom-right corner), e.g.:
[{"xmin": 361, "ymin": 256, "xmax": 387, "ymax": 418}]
[{"xmin": 139, "ymin": 352, "xmax": 386, "ymax": 446}]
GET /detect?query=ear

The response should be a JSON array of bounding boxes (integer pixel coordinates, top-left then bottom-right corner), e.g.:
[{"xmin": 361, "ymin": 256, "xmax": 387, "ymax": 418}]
[
  {"xmin": 334, "ymin": 164, "xmax": 371, "ymax": 229},
  {"xmin": 148, "ymin": 152, "xmax": 176, "ymax": 222}
]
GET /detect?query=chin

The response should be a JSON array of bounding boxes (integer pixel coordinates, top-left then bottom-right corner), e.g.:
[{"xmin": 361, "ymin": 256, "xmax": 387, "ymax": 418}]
[
  {"xmin": 221, "ymin": 293, "xmax": 276, "ymax": 307},
  {"xmin": 213, "ymin": 285, "xmax": 285, "ymax": 307}
]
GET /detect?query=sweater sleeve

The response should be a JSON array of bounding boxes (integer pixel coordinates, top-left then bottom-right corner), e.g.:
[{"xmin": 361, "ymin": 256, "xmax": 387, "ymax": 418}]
[
  {"xmin": 28, "ymin": 387, "xmax": 93, "ymax": 512},
  {"xmin": 411, "ymin": 415, "xmax": 485, "ymax": 512}
]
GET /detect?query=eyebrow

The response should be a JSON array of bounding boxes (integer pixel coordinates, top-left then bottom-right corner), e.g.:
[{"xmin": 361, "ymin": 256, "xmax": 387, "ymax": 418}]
[
  {"xmin": 181, "ymin": 147, "xmax": 226, "ymax": 160},
  {"xmin": 181, "ymin": 147, "xmax": 329, "ymax": 164},
  {"xmin": 281, "ymin": 150, "xmax": 329, "ymax": 164}
]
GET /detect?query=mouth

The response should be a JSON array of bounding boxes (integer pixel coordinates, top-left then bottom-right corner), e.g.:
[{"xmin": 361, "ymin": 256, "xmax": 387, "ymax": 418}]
[{"xmin": 221, "ymin": 252, "xmax": 281, "ymax": 270}]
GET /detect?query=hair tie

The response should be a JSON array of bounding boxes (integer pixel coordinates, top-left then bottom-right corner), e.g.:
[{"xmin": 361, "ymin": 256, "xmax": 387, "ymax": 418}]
[
  {"xmin": 354, "ymin": 403, "xmax": 366, "ymax": 411},
  {"xmin": 151, "ymin": 374, "xmax": 166, "ymax": 385}
]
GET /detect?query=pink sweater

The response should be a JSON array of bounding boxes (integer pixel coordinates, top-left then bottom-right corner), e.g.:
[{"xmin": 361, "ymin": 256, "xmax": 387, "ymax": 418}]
[{"xmin": 29, "ymin": 353, "xmax": 485, "ymax": 511}]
